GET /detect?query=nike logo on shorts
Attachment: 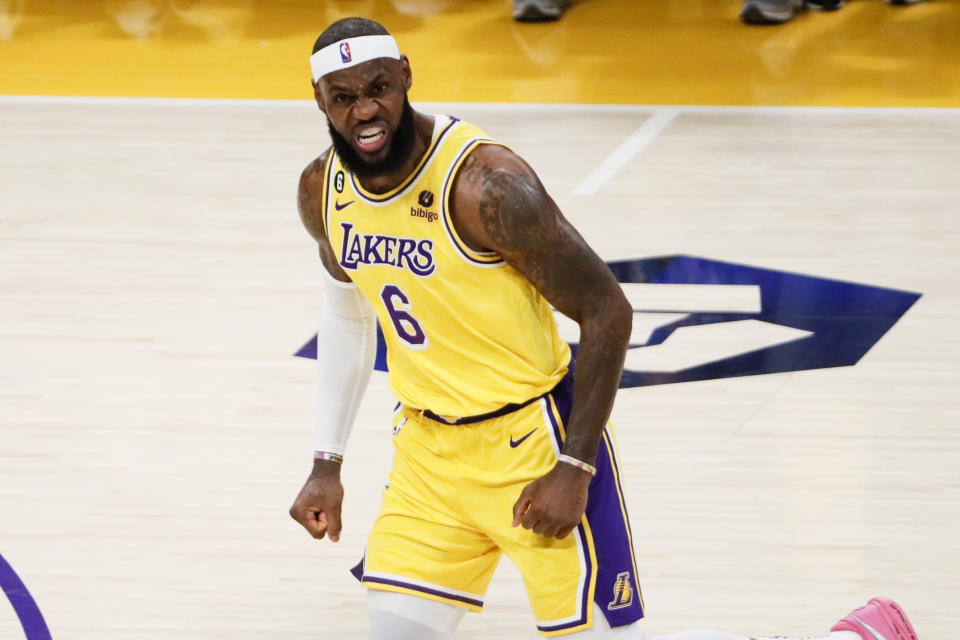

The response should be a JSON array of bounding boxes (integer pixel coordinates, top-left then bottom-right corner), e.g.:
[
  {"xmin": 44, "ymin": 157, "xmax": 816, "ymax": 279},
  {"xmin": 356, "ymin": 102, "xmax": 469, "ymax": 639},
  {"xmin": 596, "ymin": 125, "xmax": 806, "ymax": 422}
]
[
  {"xmin": 510, "ymin": 429, "xmax": 537, "ymax": 448},
  {"xmin": 335, "ymin": 200, "xmax": 354, "ymax": 210}
]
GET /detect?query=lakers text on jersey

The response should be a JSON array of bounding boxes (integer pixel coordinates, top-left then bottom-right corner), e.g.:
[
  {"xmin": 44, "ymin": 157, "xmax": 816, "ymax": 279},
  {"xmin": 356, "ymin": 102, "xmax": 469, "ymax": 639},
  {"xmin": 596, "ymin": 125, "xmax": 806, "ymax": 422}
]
[{"xmin": 321, "ymin": 115, "xmax": 571, "ymax": 419}]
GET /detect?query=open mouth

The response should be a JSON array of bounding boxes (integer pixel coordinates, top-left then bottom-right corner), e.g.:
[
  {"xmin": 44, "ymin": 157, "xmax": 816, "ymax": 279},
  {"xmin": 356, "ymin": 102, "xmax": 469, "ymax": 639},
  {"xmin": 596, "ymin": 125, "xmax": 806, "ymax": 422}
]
[{"xmin": 356, "ymin": 126, "xmax": 388, "ymax": 152}]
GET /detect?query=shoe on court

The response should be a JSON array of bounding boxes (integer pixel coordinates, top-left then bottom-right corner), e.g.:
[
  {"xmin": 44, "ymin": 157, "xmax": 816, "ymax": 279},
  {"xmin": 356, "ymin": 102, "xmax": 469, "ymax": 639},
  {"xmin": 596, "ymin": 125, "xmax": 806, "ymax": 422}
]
[
  {"xmin": 740, "ymin": 0, "xmax": 802, "ymax": 25},
  {"xmin": 512, "ymin": 0, "xmax": 570, "ymax": 22},
  {"xmin": 806, "ymin": 0, "xmax": 846, "ymax": 10},
  {"xmin": 832, "ymin": 597, "xmax": 919, "ymax": 640}
]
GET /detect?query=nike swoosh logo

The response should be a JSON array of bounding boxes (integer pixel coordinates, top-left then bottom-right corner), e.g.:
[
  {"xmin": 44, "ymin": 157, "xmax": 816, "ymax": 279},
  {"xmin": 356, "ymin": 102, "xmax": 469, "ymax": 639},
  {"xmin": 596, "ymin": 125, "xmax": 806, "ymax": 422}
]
[
  {"xmin": 509, "ymin": 429, "xmax": 537, "ymax": 448},
  {"xmin": 334, "ymin": 200, "xmax": 354, "ymax": 211},
  {"xmin": 854, "ymin": 615, "xmax": 888, "ymax": 640}
]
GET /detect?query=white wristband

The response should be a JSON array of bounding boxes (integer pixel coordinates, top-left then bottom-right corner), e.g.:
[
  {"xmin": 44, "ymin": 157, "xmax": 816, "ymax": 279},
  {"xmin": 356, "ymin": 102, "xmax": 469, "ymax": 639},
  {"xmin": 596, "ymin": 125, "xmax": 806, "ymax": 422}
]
[
  {"xmin": 557, "ymin": 454, "xmax": 597, "ymax": 476},
  {"xmin": 314, "ymin": 451, "xmax": 344, "ymax": 464}
]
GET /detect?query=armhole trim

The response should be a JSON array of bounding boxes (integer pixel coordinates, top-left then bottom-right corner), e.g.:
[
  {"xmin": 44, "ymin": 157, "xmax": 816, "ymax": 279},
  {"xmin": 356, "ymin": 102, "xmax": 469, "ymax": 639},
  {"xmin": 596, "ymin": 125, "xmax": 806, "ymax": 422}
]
[
  {"xmin": 441, "ymin": 138, "xmax": 507, "ymax": 268},
  {"xmin": 321, "ymin": 152, "xmax": 336, "ymax": 237}
]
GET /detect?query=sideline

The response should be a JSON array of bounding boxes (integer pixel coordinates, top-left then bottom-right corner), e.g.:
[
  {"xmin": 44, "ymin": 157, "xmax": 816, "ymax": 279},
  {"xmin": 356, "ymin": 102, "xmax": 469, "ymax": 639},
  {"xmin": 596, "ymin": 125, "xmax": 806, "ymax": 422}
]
[{"xmin": 2, "ymin": 95, "xmax": 960, "ymax": 117}]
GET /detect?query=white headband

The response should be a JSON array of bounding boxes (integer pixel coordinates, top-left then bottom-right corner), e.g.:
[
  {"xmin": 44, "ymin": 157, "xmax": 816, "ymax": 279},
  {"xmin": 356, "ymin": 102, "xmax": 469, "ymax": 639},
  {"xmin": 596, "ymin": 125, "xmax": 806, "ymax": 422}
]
[{"xmin": 310, "ymin": 35, "xmax": 401, "ymax": 81}]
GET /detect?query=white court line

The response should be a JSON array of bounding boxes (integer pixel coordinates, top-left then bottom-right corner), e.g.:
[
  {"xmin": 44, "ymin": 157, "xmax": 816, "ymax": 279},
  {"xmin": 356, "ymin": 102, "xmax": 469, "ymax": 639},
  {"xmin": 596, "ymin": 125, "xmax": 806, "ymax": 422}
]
[
  {"xmin": 2, "ymin": 95, "xmax": 960, "ymax": 116},
  {"xmin": 0, "ymin": 95, "xmax": 311, "ymax": 108},
  {"xmin": 432, "ymin": 102, "xmax": 960, "ymax": 117},
  {"xmin": 571, "ymin": 108, "xmax": 678, "ymax": 197}
]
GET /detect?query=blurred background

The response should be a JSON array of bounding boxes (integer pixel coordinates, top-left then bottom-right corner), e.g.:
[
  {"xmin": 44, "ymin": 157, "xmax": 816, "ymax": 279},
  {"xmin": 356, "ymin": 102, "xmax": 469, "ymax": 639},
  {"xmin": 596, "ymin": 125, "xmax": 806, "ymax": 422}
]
[{"xmin": 1, "ymin": 0, "xmax": 958, "ymax": 105}]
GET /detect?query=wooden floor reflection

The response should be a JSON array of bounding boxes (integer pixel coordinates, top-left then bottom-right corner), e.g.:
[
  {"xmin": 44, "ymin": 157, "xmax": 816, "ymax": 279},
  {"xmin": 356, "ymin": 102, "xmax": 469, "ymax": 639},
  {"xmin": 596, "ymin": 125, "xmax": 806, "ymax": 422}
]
[{"xmin": 0, "ymin": 0, "xmax": 958, "ymax": 105}]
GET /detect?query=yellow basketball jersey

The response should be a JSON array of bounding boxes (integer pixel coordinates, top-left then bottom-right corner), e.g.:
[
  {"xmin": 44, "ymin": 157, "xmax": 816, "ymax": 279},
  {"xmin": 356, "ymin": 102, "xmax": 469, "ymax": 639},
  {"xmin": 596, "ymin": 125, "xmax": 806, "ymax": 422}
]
[{"xmin": 322, "ymin": 115, "xmax": 570, "ymax": 417}]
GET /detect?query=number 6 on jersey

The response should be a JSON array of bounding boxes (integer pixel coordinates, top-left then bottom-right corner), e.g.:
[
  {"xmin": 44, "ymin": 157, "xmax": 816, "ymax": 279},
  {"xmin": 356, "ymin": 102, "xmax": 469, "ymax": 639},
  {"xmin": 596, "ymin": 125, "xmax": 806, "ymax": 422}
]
[{"xmin": 380, "ymin": 284, "xmax": 428, "ymax": 349}]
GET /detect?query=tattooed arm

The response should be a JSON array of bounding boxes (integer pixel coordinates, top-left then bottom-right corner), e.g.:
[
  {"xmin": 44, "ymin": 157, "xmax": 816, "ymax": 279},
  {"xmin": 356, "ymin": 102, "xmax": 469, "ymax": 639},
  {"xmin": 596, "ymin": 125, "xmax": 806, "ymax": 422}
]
[
  {"xmin": 289, "ymin": 151, "xmax": 375, "ymax": 544},
  {"xmin": 298, "ymin": 150, "xmax": 352, "ymax": 283},
  {"xmin": 450, "ymin": 145, "xmax": 633, "ymax": 540}
]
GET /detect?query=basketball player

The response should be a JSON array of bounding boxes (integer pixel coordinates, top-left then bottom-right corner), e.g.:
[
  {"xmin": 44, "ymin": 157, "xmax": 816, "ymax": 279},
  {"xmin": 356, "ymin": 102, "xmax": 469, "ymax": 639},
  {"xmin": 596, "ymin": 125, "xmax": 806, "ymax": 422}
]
[{"xmin": 289, "ymin": 17, "xmax": 920, "ymax": 640}]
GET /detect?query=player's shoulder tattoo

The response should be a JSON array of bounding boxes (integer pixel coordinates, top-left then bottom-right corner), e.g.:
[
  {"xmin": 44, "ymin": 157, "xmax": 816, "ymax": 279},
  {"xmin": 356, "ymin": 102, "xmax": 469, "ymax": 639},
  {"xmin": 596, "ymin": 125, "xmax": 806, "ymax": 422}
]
[
  {"xmin": 453, "ymin": 145, "xmax": 551, "ymax": 254},
  {"xmin": 298, "ymin": 150, "xmax": 332, "ymax": 242},
  {"xmin": 477, "ymin": 167, "xmax": 553, "ymax": 254},
  {"xmin": 460, "ymin": 152, "xmax": 496, "ymax": 186},
  {"xmin": 300, "ymin": 150, "xmax": 331, "ymax": 190}
]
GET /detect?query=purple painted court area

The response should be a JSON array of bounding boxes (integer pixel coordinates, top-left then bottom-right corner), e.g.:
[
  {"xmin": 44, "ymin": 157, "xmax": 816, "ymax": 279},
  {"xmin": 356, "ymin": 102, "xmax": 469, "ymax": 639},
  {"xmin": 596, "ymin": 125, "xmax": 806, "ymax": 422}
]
[{"xmin": 0, "ymin": 553, "xmax": 51, "ymax": 640}]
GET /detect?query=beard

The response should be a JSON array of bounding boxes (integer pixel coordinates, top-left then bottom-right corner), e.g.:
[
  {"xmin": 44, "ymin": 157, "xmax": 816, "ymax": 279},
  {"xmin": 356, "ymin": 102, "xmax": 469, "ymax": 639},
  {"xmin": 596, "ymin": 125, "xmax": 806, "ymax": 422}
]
[{"xmin": 327, "ymin": 97, "xmax": 417, "ymax": 181}]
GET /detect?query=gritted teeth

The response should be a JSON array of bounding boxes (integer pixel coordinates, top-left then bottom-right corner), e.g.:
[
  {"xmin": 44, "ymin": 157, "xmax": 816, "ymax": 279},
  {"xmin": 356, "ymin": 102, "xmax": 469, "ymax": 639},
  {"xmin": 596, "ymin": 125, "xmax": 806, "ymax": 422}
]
[
  {"xmin": 357, "ymin": 126, "xmax": 386, "ymax": 141},
  {"xmin": 355, "ymin": 127, "xmax": 387, "ymax": 151}
]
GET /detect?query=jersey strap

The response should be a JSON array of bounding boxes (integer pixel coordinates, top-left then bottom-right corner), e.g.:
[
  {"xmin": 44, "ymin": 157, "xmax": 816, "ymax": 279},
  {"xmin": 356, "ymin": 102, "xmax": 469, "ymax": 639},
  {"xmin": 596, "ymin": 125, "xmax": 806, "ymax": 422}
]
[{"xmin": 440, "ymin": 137, "xmax": 506, "ymax": 267}]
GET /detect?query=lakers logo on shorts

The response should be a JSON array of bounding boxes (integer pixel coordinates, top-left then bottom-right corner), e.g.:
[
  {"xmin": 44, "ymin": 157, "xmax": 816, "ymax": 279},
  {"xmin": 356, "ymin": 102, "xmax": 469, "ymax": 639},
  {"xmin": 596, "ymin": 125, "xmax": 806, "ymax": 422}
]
[{"xmin": 607, "ymin": 572, "xmax": 634, "ymax": 610}]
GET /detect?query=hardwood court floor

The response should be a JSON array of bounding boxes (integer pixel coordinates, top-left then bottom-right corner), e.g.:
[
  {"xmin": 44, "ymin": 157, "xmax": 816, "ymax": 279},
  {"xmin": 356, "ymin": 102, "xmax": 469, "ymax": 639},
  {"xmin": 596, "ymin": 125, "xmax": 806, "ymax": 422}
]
[{"xmin": 1, "ymin": 98, "xmax": 958, "ymax": 639}]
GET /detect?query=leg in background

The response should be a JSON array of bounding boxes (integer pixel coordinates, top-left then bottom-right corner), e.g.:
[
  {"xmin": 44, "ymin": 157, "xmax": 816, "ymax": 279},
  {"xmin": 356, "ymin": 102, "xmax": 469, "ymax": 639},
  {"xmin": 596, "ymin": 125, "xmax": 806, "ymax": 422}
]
[{"xmin": 366, "ymin": 590, "xmax": 466, "ymax": 640}]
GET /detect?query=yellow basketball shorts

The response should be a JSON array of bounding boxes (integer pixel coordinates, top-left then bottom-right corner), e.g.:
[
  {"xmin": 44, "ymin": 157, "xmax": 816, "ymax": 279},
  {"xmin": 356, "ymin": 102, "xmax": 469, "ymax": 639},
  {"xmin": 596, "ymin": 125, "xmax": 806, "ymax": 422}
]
[{"xmin": 354, "ymin": 371, "xmax": 645, "ymax": 636}]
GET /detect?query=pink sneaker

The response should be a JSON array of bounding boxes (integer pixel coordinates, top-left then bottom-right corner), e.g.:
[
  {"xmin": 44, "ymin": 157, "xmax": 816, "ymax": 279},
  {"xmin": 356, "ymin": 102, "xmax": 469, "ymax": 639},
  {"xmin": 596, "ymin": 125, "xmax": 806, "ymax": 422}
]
[{"xmin": 832, "ymin": 597, "xmax": 918, "ymax": 640}]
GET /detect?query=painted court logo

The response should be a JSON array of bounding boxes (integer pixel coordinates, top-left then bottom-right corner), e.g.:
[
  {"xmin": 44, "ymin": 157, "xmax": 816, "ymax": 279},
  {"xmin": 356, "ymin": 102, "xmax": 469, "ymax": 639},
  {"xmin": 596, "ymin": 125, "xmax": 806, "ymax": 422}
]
[
  {"xmin": 607, "ymin": 572, "xmax": 635, "ymax": 610},
  {"xmin": 0, "ymin": 553, "xmax": 50, "ymax": 640},
  {"xmin": 295, "ymin": 255, "xmax": 920, "ymax": 388},
  {"xmin": 604, "ymin": 255, "xmax": 920, "ymax": 388}
]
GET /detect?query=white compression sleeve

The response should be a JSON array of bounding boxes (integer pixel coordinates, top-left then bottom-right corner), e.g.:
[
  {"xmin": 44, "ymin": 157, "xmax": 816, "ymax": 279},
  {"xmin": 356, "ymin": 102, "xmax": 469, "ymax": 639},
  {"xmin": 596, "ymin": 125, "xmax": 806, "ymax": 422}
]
[
  {"xmin": 314, "ymin": 269, "xmax": 377, "ymax": 456},
  {"xmin": 367, "ymin": 590, "xmax": 465, "ymax": 640}
]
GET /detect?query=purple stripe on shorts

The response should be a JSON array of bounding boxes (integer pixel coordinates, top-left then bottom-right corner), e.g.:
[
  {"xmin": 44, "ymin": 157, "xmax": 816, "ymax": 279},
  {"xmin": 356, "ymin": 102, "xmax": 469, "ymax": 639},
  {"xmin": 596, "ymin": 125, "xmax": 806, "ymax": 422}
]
[
  {"xmin": 534, "ymin": 520, "xmax": 593, "ymax": 633},
  {"xmin": 541, "ymin": 389, "xmax": 592, "ymax": 632},
  {"xmin": 549, "ymin": 365, "xmax": 645, "ymax": 629},
  {"xmin": 588, "ymin": 431, "xmax": 644, "ymax": 626},
  {"xmin": 361, "ymin": 575, "xmax": 484, "ymax": 609}
]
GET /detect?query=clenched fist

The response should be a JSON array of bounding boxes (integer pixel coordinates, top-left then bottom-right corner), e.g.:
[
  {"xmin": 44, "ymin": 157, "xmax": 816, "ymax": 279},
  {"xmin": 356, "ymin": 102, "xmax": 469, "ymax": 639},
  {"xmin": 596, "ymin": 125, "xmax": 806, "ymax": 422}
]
[{"xmin": 289, "ymin": 459, "xmax": 345, "ymax": 542}]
